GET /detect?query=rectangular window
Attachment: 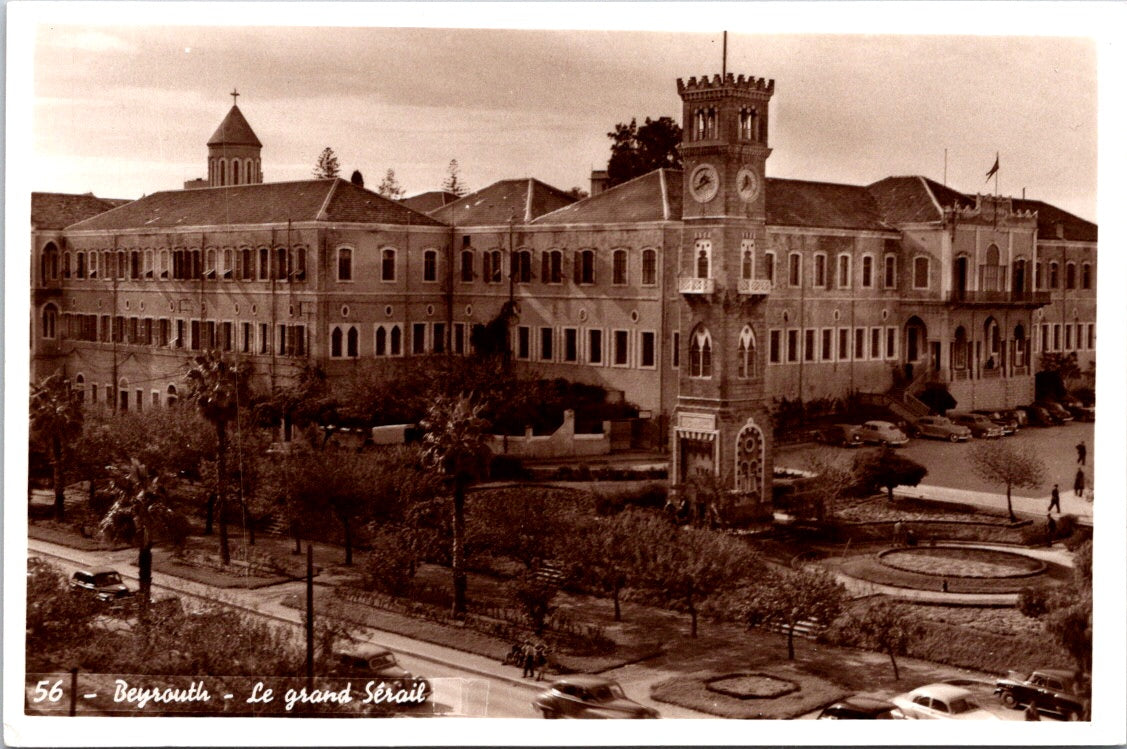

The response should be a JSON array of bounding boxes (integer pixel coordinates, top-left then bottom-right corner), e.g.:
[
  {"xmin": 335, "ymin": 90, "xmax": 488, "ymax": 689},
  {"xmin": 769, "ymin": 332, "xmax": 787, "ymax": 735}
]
[
  {"xmin": 175, "ymin": 319, "xmax": 185, "ymax": 349},
  {"xmin": 241, "ymin": 322, "xmax": 252, "ymax": 353},
  {"xmin": 1087, "ymin": 323, "xmax": 1094, "ymax": 349},
  {"xmin": 1053, "ymin": 324, "xmax": 1061, "ymax": 351},
  {"xmin": 128, "ymin": 317, "xmax": 138, "ymax": 344},
  {"xmin": 871, "ymin": 327, "xmax": 881, "ymax": 358},
  {"xmin": 838, "ymin": 328, "xmax": 850, "ymax": 361},
  {"xmin": 105, "ymin": 385, "xmax": 112, "ymax": 404},
  {"xmin": 769, "ymin": 330, "xmax": 782, "ymax": 364},
  {"xmin": 672, "ymin": 331, "xmax": 680, "ymax": 368},
  {"xmin": 575, "ymin": 250, "xmax": 595, "ymax": 285},
  {"xmin": 221, "ymin": 321, "xmax": 233, "ymax": 351},
  {"xmin": 854, "ymin": 328, "xmax": 865, "ymax": 360},
  {"xmin": 1065, "ymin": 324, "xmax": 1073, "ymax": 350},
  {"xmin": 423, "ymin": 251, "xmax": 437, "ymax": 282},
  {"xmin": 260, "ymin": 323, "xmax": 270, "ymax": 354},
  {"xmin": 1041, "ymin": 324, "xmax": 1050, "ymax": 352},
  {"xmin": 203, "ymin": 321, "xmax": 216, "ymax": 350},
  {"xmin": 763, "ymin": 252, "xmax": 775, "ymax": 285},
  {"xmin": 588, "ymin": 329, "xmax": 603, "ymax": 364},
  {"xmin": 786, "ymin": 330, "xmax": 799, "ymax": 363},
  {"xmin": 152, "ymin": 391, "xmax": 160, "ymax": 408},
  {"xmin": 460, "ymin": 251, "xmax": 474, "ymax": 283},
  {"xmin": 612, "ymin": 251, "xmax": 628, "ymax": 285},
  {"xmin": 861, "ymin": 255, "xmax": 874, "ymax": 287},
  {"xmin": 613, "ymin": 330, "xmax": 629, "ymax": 366},
  {"xmin": 821, "ymin": 329, "xmax": 833, "ymax": 361},
  {"xmin": 641, "ymin": 250, "xmax": 657, "ymax": 286},
  {"xmin": 433, "ymin": 323, "xmax": 446, "ymax": 354},
  {"xmin": 913, "ymin": 257, "xmax": 929, "ymax": 288},
  {"xmin": 563, "ymin": 328, "xmax": 578, "ymax": 362},
  {"xmin": 190, "ymin": 320, "xmax": 201, "ymax": 350},
  {"xmin": 837, "ymin": 255, "xmax": 851, "ymax": 288},
  {"xmin": 517, "ymin": 326, "xmax": 530, "ymax": 360},
  {"xmin": 813, "ymin": 254, "xmax": 826, "ymax": 287},
  {"xmin": 291, "ymin": 325, "xmax": 306, "ymax": 356},
  {"xmin": 540, "ymin": 327, "xmax": 553, "ymax": 361},
  {"xmin": 136, "ymin": 390, "xmax": 143, "ymax": 412},
  {"xmin": 886, "ymin": 327, "xmax": 897, "ymax": 358},
  {"xmin": 804, "ymin": 329, "xmax": 816, "ymax": 361},
  {"xmin": 412, "ymin": 323, "xmax": 427, "ymax": 354},
  {"xmin": 640, "ymin": 331, "xmax": 656, "ymax": 368},
  {"xmin": 259, "ymin": 247, "xmax": 270, "ymax": 280},
  {"xmin": 453, "ymin": 323, "xmax": 465, "ymax": 355},
  {"xmin": 788, "ymin": 253, "xmax": 801, "ymax": 287},
  {"xmin": 158, "ymin": 319, "xmax": 170, "ymax": 347},
  {"xmin": 278, "ymin": 324, "xmax": 288, "ymax": 356}
]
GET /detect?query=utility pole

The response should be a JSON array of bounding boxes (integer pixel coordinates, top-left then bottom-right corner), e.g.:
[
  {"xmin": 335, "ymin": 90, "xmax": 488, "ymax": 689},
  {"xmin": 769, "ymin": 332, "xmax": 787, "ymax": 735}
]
[{"xmin": 306, "ymin": 543, "xmax": 314, "ymax": 688}]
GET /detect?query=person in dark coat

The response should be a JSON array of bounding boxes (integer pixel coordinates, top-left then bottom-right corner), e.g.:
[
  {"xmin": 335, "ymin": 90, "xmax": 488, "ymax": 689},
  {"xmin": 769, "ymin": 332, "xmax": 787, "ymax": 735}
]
[
  {"xmin": 1048, "ymin": 484, "xmax": 1061, "ymax": 513},
  {"xmin": 521, "ymin": 641, "xmax": 536, "ymax": 678},
  {"xmin": 1076, "ymin": 440, "xmax": 1087, "ymax": 466},
  {"xmin": 1074, "ymin": 468, "xmax": 1086, "ymax": 499},
  {"xmin": 1046, "ymin": 513, "xmax": 1057, "ymax": 547}
]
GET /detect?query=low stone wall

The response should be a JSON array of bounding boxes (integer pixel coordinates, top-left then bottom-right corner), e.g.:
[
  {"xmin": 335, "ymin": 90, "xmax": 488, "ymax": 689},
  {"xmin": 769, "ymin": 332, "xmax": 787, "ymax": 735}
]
[{"xmin": 489, "ymin": 409, "xmax": 610, "ymax": 459}]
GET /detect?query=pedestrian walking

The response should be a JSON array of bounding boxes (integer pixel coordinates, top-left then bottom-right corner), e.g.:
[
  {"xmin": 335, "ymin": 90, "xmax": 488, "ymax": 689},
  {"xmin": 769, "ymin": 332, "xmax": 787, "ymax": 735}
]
[
  {"xmin": 893, "ymin": 520, "xmax": 904, "ymax": 546},
  {"xmin": 534, "ymin": 642, "xmax": 548, "ymax": 681},
  {"xmin": 1076, "ymin": 440, "xmax": 1087, "ymax": 466},
  {"xmin": 1074, "ymin": 468, "xmax": 1086, "ymax": 499},
  {"xmin": 521, "ymin": 641, "xmax": 536, "ymax": 678},
  {"xmin": 1048, "ymin": 484, "xmax": 1061, "ymax": 514},
  {"xmin": 1046, "ymin": 513, "xmax": 1057, "ymax": 547}
]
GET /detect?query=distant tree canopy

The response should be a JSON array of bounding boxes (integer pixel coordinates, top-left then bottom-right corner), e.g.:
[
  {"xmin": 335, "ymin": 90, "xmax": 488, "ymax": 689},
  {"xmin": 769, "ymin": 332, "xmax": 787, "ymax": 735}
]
[
  {"xmin": 376, "ymin": 169, "xmax": 404, "ymax": 199},
  {"xmin": 442, "ymin": 159, "xmax": 468, "ymax": 197},
  {"xmin": 313, "ymin": 147, "xmax": 340, "ymax": 179},
  {"xmin": 606, "ymin": 116, "xmax": 682, "ymax": 187}
]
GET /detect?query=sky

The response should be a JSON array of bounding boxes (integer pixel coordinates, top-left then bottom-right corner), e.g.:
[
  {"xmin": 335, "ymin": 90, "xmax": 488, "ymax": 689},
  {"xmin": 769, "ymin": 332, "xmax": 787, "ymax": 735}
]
[{"xmin": 21, "ymin": 7, "xmax": 1109, "ymax": 222}]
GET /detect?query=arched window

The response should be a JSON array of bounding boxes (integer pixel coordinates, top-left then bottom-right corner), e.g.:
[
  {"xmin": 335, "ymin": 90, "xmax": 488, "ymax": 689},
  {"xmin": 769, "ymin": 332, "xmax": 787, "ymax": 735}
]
[
  {"xmin": 695, "ymin": 239, "xmax": 711, "ymax": 279},
  {"xmin": 837, "ymin": 254, "xmax": 851, "ymax": 288},
  {"xmin": 737, "ymin": 326, "xmax": 756, "ymax": 379},
  {"xmin": 76, "ymin": 251, "xmax": 86, "ymax": 279},
  {"xmin": 381, "ymin": 248, "xmax": 396, "ymax": 281},
  {"xmin": 63, "ymin": 252, "xmax": 72, "ymax": 279},
  {"xmin": 42, "ymin": 242, "xmax": 59, "ymax": 283},
  {"xmin": 423, "ymin": 249, "xmax": 438, "ymax": 282},
  {"xmin": 913, "ymin": 256, "xmax": 930, "ymax": 289},
  {"xmin": 953, "ymin": 326, "xmax": 968, "ymax": 369},
  {"xmin": 1013, "ymin": 324, "xmax": 1027, "ymax": 368},
  {"xmin": 337, "ymin": 248, "xmax": 352, "ymax": 281},
  {"xmin": 860, "ymin": 254, "xmax": 873, "ymax": 287},
  {"xmin": 1012, "ymin": 258, "xmax": 1027, "ymax": 294},
  {"xmin": 347, "ymin": 326, "xmax": 359, "ymax": 357},
  {"xmin": 788, "ymin": 252, "xmax": 801, "ymax": 287},
  {"xmin": 74, "ymin": 374, "xmax": 86, "ymax": 403},
  {"xmin": 390, "ymin": 325, "xmax": 402, "ymax": 356},
  {"xmin": 294, "ymin": 247, "xmax": 307, "ymax": 281},
  {"xmin": 612, "ymin": 249, "xmax": 628, "ymax": 285},
  {"xmin": 740, "ymin": 240, "xmax": 754, "ymax": 281},
  {"xmin": 220, "ymin": 159, "xmax": 226, "ymax": 186},
  {"xmin": 514, "ymin": 250, "xmax": 532, "ymax": 284},
  {"xmin": 240, "ymin": 248, "xmax": 253, "ymax": 280},
  {"xmin": 1049, "ymin": 261, "xmax": 1060, "ymax": 289},
  {"xmin": 694, "ymin": 109, "xmax": 706, "ymax": 140},
  {"xmin": 232, "ymin": 160, "xmax": 240, "ymax": 185},
  {"xmin": 205, "ymin": 249, "xmax": 217, "ymax": 279},
  {"xmin": 460, "ymin": 250, "xmax": 475, "ymax": 283},
  {"xmin": 689, "ymin": 326, "xmax": 713, "ymax": 378},
  {"xmin": 190, "ymin": 249, "xmax": 201, "ymax": 279},
  {"xmin": 1065, "ymin": 261, "xmax": 1076, "ymax": 290},
  {"xmin": 984, "ymin": 318, "xmax": 1000, "ymax": 369},
  {"xmin": 166, "ymin": 384, "xmax": 178, "ymax": 407},
  {"xmin": 275, "ymin": 247, "xmax": 288, "ymax": 280},
  {"xmin": 42, "ymin": 304, "xmax": 58, "ymax": 339},
  {"xmin": 117, "ymin": 250, "xmax": 127, "ymax": 279},
  {"xmin": 222, "ymin": 249, "xmax": 232, "ymax": 279},
  {"xmin": 1081, "ymin": 262, "xmax": 1092, "ymax": 290},
  {"xmin": 813, "ymin": 253, "xmax": 827, "ymax": 287},
  {"xmin": 705, "ymin": 108, "xmax": 717, "ymax": 139},
  {"xmin": 159, "ymin": 249, "xmax": 169, "ymax": 279},
  {"xmin": 985, "ymin": 243, "xmax": 1000, "ymax": 265},
  {"xmin": 375, "ymin": 326, "xmax": 387, "ymax": 356},
  {"xmin": 257, "ymin": 247, "xmax": 269, "ymax": 280},
  {"xmin": 331, "ymin": 327, "xmax": 343, "ymax": 357},
  {"xmin": 642, "ymin": 249, "xmax": 657, "ymax": 286},
  {"xmin": 883, "ymin": 255, "xmax": 897, "ymax": 288}
]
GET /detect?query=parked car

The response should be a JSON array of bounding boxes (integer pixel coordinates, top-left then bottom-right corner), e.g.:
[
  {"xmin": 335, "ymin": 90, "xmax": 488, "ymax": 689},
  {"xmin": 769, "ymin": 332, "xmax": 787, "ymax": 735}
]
[
  {"xmin": 997, "ymin": 407, "xmax": 1027, "ymax": 428},
  {"xmin": 532, "ymin": 676, "xmax": 659, "ymax": 719},
  {"xmin": 817, "ymin": 423, "xmax": 864, "ymax": 448},
  {"xmin": 69, "ymin": 568, "xmax": 132, "ymax": 603},
  {"xmin": 818, "ymin": 695, "xmax": 905, "ymax": 719},
  {"xmin": 1058, "ymin": 395, "xmax": 1095, "ymax": 422},
  {"xmin": 949, "ymin": 412, "xmax": 1005, "ymax": 439},
  {"xmin": 971, "ymin": 409, "xmax": 1020, "ymax": 435},
  {"xmin": 855, "ymin": 420, "xmax": 909, "ymax": 447},
  {"xmin": 891, "ymin": 683, "xmax": 999, "ymax": 720},
  {"xmin": 1019, "ymin": 404, "xmax": 1058, "ymax": 427},
  {"xmin": 994, "ymin": 669, "xmax": 1085, "ymax": 721},
  {"xmin": 330, "ymin": 644, "xmax": 430, "ymax": 703},
  {"xmin": 909, "ymin": 416, "xmax": 971, "ymax": 442},
  {"xmin": 1035, "ymin": 401, "xmax": 1074, "ymax": 423}
]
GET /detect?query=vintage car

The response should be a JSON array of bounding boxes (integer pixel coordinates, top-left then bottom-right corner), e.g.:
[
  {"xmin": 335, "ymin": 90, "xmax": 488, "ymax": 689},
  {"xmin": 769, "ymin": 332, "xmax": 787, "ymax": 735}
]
[
  {"xmin": 532, "ymin": 676, "xmax": 659, "ymax": 719},
  {"xmin": 1035, "ymin": 401, "xmax": 1074, "ymax": 423},
  {"xmin": 818, "ymin": 695, "xmax": 905, "ymax": 720},
  {"xmin": 1059, "ymin": 395, "xmax": 1096, "ymax": 422},
  {"xmin": 1019, "ymin": 404, "xmax": 1059, "ymax": 427},
  {"xmin": 69, "ymin": 568, "xmax": 133, "ymax": 603},
  {"xmin": 994, "ymin": 669, "xmax": 1085, "ymax": 721},
  {"xmin": 909, "ymin": 416, "xmax": 971, "ymax": 442},
  {"xmin": 891, "ymin": 683, "xmax": 999, "ymax": 720},
  {"xmin": 330, "ymin": 644, "xmax": 430, "ymax": 704},
  {"xmin": 971, "ymin": 409, "xmax": 1020, "ymax": 435},
  {"xmin": 948, "ymin": 412, "xmax": 1005, "ymax": 439},
  {"xmin": 817, "ymin": 423, "xmax": 864, "ymax": 448},
  {"xmin": 855, "ymin": 420, "xmax": 909, "ymax": 447}
]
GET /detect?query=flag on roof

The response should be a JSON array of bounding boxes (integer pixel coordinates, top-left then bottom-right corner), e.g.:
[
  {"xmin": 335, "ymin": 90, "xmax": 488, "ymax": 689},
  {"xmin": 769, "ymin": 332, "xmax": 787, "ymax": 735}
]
[{"xmin": 985, "ymin": 154, "xmax": 1000, "ymax": 182}]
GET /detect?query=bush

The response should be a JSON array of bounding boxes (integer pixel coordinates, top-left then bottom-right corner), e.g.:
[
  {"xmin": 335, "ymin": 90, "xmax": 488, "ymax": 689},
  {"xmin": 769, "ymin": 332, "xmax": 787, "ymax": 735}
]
[
  {"xmin": 507, "ymin": 572, "xmax": 557, "ymax": 635},
  {"xmin": 360, "ymin": 526, "xmax": 417, "ymax": 596},
  {"xmin": 593, "ymin": 482, "xmax": 667, "ymax": 515}
]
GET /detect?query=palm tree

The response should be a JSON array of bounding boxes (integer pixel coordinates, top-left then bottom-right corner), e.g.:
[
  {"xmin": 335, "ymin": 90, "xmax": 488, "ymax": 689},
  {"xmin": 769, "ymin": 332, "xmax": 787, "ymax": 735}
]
[
  {"xmin": 30, "ymin": 373, "xmax": 84, "ymax": 521},
  {"xmin": 420, "ymin": 394, "xmax": 492, "ymax": 617},
  {"xmin": 100, "ymin": 459, "xmax": 186, "ymax": 608},
  {"xmin": 185, "ymin": 351, "xmax": 252, "ymax": 565}
]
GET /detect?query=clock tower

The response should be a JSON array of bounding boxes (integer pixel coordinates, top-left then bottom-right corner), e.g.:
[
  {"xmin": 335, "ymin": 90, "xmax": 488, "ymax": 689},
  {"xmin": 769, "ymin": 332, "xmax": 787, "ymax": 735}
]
[{"xmin": 672, "ymin": 73, "xmax": 775, "ymax": 518}]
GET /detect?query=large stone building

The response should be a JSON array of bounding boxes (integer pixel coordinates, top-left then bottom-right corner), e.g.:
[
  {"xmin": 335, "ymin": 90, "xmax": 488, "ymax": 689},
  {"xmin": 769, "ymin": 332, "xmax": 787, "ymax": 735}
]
[{"xmin": 31, "ymin": 69, "xmax": 1096, "ymax": 504}]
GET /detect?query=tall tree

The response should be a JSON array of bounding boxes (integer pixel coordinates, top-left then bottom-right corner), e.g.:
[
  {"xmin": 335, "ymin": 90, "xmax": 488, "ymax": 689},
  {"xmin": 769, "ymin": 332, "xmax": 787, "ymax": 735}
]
[
  {"xmin": 376, "ymin": 169, "xmax": 404, "ymax": 199},
  {"xmin": 100, "ymin": 459, "xmax": 187, "ymax": 609},
  {"xmin": 565, "ymin": 509, "xmax": 659, "ymax": 622},
  {"xmin": 420, "ymin": 394, "xmax": 492, "ymax": 617},
  {"xmin": 313, "ymin": 147, "xmax": 340, "ymax": 179},
  {"xmin": 739, "ymin": 566, "xmax": 848, "ymax": 660},
  {"xmin": 605, "ymin": 116, "xmax": 682, "ymax": 187},
  {"xmin": 857, "ymin": 447, "xmax": 928, "ymax": 503},
  {"xmin": 30, "ymin": 373, "xmax": 84, "ymax": 521},
  {"xmin": 185, "ymin": 352, "xmax": 253, "ymax": 564},
  {"xmin": 442, "ymin": 159, "xmax": 468, "ymax": 197},
  {"xmin": 970, "ymin": 441, "xmax": 1047, "ymax": 521},
  {"xmin": 846, "ymin": 599, "xmax": 921, "ymax": 680}
]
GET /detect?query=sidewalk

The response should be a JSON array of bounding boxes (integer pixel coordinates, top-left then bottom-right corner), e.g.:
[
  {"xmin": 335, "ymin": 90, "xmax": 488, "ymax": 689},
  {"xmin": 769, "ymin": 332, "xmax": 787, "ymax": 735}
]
[{"xmin": 893, "ymin": 483, "xmax": 1093, "ymax": 525}]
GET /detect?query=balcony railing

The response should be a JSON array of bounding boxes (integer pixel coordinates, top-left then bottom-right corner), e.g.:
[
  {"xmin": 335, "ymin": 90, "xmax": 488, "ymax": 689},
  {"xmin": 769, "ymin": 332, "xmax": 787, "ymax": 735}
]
[
  {"xmin": 737, "ymin": 278, "xmax": 772, "ymax": 295},
  {"xmin": 947, "ymin": 290, "xmax": 1051, "ymax": 307},
  {"xmin": 678, "ymin": 276, "xmax": 715, "ymax": 294}
]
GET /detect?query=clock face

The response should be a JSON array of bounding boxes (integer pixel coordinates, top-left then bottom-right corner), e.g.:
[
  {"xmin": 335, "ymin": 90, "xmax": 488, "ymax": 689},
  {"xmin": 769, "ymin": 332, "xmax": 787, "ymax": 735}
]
[
  {"xmin": 689, "ymin": 164, "xmax": 720, "ymax": 203},
  {"xmin": 737, "ymin": 167, "xmax": 761, "ymax": 202}
]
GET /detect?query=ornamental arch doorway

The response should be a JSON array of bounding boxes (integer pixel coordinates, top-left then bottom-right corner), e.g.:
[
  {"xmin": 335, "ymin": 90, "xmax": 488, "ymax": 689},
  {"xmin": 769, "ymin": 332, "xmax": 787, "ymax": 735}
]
[{"xmin": 734, "ymin": 418, "xmax": 765, "ymax": 508}]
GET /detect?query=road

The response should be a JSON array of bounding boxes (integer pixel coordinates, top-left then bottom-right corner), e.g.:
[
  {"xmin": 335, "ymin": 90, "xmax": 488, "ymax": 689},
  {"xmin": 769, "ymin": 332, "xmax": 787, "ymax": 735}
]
[{"xmin": 27, "ymin": 538, "xmax": 542, "ymax": 719}]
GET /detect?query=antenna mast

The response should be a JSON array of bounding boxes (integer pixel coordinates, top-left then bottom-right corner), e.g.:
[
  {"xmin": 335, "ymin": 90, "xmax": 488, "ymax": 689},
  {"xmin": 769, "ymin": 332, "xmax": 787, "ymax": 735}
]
[{"xmin": 722, "ymin": 31, "xmax": 727, "ymax": 78}]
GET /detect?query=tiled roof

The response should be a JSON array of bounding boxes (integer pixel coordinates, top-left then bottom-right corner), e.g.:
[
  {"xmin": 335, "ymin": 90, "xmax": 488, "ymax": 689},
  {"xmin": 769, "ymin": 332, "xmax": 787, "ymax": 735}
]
[
  {"xmin": 207, "ymin": 105, "xmax": 262, "ymax": 148},
  {"xmin": 920, "ymin": 177, "xmax": 976, "ymax": 212},
  {"xmin": 533, "ymin": 169, "xmax": 679, "ymax": 225},
  {"xmin": 32, "ymin": 192, "xmax": 127, "ymax": 230},
  {"xmin": 401, "ymin": 191, "xmax": 461, "ymax": 214},
  {"xmin": 66, "ymin": 179, "xmax": 445, "ymax": 231},
  {"xmin": 1012, "ymin": 199, "xmax": 1097, "ymax": 243},
  {"xmin": 766, "ymin": 178, "xmax": 890, "ymax": 231},
  {"xmin": 430, "ymin": 178, "xmax": 576, "ymax": 225},
  {"xmin": 865, "ymin": 176, "xmax": 944, "ymax": 224}
]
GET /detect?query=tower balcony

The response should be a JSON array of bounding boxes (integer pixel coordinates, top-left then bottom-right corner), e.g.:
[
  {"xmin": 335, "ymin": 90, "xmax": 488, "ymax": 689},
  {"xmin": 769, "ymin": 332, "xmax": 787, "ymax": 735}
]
[
  {"xmin": 946, "ymin": 290, "xmax": 1051, "ymax": 308},
  {"xmin": 737, "ymin": 278, "xmax": 772, "ymax": 296},
  {"xmin": 679, "ymin": 276, "xmax": 715, "ymax": 294}
]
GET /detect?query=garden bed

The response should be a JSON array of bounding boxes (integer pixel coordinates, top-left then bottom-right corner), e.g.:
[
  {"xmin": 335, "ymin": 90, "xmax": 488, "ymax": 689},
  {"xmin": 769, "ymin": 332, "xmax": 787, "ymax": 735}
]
[
  {"xmin": 151, "ymin": 550, "xmax": 294, "ymax": 589},
  {"xmin": 833, "ymin": 554, "xmax": 1061, "ymax": 595},
  {"xmin": 877, "ymin": 547, "xmax": 1045, "ymax": 579},
  {"xmin": 651, "ymin": 666, "xmax": 846, "ymax": 719},
  {"xmin": 29, "ymin": 520, "xmax": 132, "ymax": 552}
]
